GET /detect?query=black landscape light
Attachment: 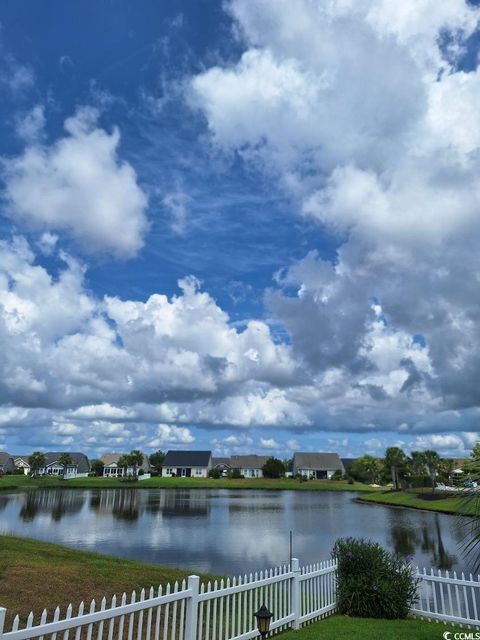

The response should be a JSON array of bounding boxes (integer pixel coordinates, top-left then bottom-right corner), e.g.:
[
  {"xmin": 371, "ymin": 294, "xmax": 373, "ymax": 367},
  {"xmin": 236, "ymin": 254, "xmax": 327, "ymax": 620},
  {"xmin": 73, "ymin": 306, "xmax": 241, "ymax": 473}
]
[{"xmin": 254, "ymin": 605, "xmax": 273, "ymax": 639}]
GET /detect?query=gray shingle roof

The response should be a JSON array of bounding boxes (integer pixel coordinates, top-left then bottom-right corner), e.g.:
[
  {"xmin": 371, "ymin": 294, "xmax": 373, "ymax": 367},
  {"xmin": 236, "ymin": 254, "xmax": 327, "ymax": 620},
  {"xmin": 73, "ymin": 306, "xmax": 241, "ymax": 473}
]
[
  {"xmin": 212, "ymin": 457, "xmax": 231, "ymax": 468},
  {"xmin": 43, "ymin": 452, "xmax": 91, "ymax": 474},
  {"xmin": 163, "ymin": 450, "xmax": 212, "ymax": 467},
  {"xmin": 230, "ymin": 455, "xmax": 270, "ymax": 470},
  {"xmin": 293, "ymin": 452, "xmax": 344, "ymax": 472},
  {"xmin": 0, "ymin": 452, "xmax": 14, "ymax": 472}
]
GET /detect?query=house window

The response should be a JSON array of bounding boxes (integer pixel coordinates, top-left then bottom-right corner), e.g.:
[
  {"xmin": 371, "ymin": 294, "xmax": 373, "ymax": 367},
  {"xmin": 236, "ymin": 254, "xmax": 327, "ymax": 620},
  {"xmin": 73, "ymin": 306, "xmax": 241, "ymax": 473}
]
[
  {"xmin": 195, "ymin": 468, "xmax": 203, "ymax": 475},
  {"xmin": 166, "ymin": 468, "xmax": 173, "ymax": 475}
]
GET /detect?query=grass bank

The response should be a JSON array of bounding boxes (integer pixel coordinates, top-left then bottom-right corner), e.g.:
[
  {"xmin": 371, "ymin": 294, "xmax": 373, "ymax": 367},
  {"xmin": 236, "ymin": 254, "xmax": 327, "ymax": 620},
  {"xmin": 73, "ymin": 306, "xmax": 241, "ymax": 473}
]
[
  {"xmin": 0, "ymin": 474, "xmax": 380, "ymax": 493},
  {"xmin": 0, "ymin": 535, "xmax": 461, "ymax": 639},
  {"xmin": 281, "ymin": 615, "xmax": 462, "ymax": 639},
  {"xmin": 0, "ymin": 534, "xmax": 211, "ymax": 627},
  {"xmin": 358, "ymin": 488, "xmax": 475, "ymax": 515}
]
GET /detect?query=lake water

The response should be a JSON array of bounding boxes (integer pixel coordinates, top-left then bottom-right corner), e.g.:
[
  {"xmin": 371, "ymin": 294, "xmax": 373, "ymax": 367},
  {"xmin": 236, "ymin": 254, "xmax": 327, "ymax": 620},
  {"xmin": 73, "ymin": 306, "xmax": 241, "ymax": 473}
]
[{"xmin": 0, "ymin": 488, "xmax": 472, "ymax": 575}]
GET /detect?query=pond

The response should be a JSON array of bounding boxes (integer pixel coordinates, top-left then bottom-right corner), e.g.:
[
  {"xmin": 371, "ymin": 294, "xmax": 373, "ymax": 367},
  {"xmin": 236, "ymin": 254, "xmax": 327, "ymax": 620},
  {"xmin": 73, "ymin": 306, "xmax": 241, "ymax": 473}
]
[{"xmin": 0, "ymin": 488, "xmax": 472, "ymax": 575}]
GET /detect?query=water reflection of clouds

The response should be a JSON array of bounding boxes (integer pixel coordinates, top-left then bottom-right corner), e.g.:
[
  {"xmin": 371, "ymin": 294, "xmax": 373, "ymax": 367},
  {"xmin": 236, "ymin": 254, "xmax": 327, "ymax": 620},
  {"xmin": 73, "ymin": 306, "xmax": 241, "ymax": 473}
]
[{"xmin": 0, "ymin": 488, "xmax": 473, "ymax": 575}]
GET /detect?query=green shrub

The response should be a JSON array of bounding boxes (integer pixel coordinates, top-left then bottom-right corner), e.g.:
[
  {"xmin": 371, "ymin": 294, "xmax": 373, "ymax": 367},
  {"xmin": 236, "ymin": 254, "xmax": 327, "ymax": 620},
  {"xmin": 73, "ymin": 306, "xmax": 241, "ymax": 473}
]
[
  {"xmin": 347, "ymin": 476, "xmax": 354, "ymax": 484},
  {"xmin": 332, "ymin": 537, "xmax": 418, "ymax": 619},
  {"xmin": 331, "ymin": 470, "xmax": 344, "ymax": 480},
  {"xmin": 229, "ymin": 468, "xmax": 243, "ymax": 479},
  {"xmin": 208, "ymin": 468, "xmax": 221, "ymax": 479}
]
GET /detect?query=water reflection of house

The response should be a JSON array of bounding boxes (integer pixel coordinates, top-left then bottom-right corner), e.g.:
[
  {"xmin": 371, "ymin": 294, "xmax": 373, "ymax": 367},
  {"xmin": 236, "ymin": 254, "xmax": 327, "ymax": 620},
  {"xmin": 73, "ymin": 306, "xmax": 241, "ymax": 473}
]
[
  {"xmin": 19, "ymin": 490, "xmax": 86, "ymax": 522},
  {"xmin": 160, "ymin": 491, "xmax": 210, "ymax": 518}
]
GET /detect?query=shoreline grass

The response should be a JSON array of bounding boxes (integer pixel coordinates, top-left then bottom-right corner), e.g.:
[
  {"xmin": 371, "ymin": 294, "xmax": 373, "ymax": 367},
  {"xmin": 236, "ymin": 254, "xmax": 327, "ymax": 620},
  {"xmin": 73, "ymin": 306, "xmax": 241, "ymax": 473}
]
[
  {"xmin": 0, "ymin": 534, "xmax": 213, "ymax": 627},
  {"xmin": 0, "ymin": 474, "xmax": 380, "ymax": 493},
  {"xmin": 357, "ymin": 488, "xmax": 474, "ymax": 516}
]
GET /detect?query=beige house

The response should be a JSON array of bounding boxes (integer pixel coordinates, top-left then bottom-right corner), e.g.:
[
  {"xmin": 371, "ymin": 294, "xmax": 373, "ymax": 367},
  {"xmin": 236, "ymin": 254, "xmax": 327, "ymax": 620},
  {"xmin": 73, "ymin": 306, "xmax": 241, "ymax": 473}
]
[
  {"xmin": 101, "ymin": 453, "xmax": 150, "ymax": 477},
  {"xmin": 293, "ymin": 452, "xmax": 344, "ymax": 479},
  {"xmin": 230, "ymin": 455, "xmax": 269, "ymax": 478}
]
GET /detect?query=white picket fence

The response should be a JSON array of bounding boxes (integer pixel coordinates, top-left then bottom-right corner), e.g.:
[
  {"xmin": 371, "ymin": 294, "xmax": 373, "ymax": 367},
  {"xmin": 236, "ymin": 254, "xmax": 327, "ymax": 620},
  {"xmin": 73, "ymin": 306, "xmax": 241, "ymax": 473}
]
[
  {"xmin": 2, "ymin": 559, "xmax": 479, "ymax": 640},
  {"xmin": 0, "ymin": 558, "xmax": 337, "ymax": 640},
  {"xmin": 412, "ymin": 568, "xmax": 480, "ymax": 627}
]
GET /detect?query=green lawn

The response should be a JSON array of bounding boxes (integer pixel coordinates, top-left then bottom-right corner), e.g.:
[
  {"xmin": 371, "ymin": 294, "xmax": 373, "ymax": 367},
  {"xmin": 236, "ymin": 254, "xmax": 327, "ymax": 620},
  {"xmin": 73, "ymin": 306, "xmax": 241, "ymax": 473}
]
[
  {"xmin": 0, "ymin": 534, "xmax": 214, "ymax": 627},
  {"xmin": 280, "ymin": 615, "xmax": 462, "ymax": 639},
  {"xmin": 0, "ymin": 474, "xmax": 381, "ymax": 493},
  {"xmin": 358, "ymin": 488, "xmax": 474, "ymax": 515}
]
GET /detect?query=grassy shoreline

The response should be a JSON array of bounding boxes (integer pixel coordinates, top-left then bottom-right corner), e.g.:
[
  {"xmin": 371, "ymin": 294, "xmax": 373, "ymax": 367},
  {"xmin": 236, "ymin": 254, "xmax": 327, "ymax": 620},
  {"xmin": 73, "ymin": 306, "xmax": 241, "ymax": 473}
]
[
  {"xmin": 0, "ymin": 535, "xmax": 463, "ymax": 639},
  {"xmin": 357, "ymin": 488, "xmax": 474, "ymax": 516},
  {"xmin": 0, "ymin": 474, "xmax": 380, "ymax": 493},
  {"xmin": 0, "ymin": 534, "xmax": 212, "ymax": 627}
]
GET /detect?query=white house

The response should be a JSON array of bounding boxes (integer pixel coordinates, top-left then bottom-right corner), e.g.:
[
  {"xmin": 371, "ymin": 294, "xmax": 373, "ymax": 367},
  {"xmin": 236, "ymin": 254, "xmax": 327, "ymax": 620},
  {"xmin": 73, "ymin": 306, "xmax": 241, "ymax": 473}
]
[
  {"xmin": 37, "ymin": 451, "xmax": 90, "ymax": 479},
  {"xmin": 101, "ymin": 453, "xmax": 150, "ymax": 477},
  {"xmin": 293, "ymin": 452, "xmax": 345, "ymax": 479},
  {"xmin": 12, "ymin": 456, "xmax": 31, "ymax": 475},
  {"xmin": 162, "ymin": 451, "xmax": 212, "ymax": 478},
  {"xmin": 230, "ymin": 455, "xmax": 269, "ymax": 478}
]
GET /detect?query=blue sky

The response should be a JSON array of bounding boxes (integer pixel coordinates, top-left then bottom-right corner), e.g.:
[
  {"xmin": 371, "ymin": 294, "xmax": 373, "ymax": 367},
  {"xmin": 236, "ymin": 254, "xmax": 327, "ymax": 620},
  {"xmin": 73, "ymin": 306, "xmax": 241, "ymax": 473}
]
[{"xmin": 1, "ymin": 0, "xmax": 480, "ymax": 460}]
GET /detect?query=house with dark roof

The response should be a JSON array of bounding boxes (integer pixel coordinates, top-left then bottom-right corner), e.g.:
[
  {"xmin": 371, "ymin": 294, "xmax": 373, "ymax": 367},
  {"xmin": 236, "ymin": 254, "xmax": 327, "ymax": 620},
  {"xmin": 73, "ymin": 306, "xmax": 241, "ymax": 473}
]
[
  {"xmin": 293, "ymin": 452, "xmax": 345, "ymax": 480},
  {"xmin": 37, "ymin": 452, "xmax": 91, "ymax": 478},
  {"xmin": 0, "ymin": 452, "xmax": 14, "ymax": 474},
  {"xmin": 101, "ymin": 453, "xmax": 151, "ymax": 477},
  {"xmin": 230, "ymin": 454, "xmax": 269, "ymax": 478},
  {"xmin": 162, "ymin": 450, "xmax": 212, "ymax": 478}
]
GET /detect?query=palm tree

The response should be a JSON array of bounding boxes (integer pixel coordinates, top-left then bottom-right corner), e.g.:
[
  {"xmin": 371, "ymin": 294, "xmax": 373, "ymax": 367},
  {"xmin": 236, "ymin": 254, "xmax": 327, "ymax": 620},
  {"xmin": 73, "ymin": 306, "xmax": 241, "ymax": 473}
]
[
  {"xmin": 384, "ymin": 447, "xmax": 406, "ymax": 490},
  {"xmin": 57, "ymin": 453, "xmax": 74, "ymax": 477},
  {"xmin": 408, "ymin": 451, "xmax": 426, "ymax": 476},
  {"xmin": 363, "ymin": 455, "xmax": 382, "ymax": 484},
  {"xmin": 28, "ymin": 451, "xmax": 47, "ymax": 477},
  {"xmin": 128, "ymin": 450, "xmax": 144, "ymax": 477},
  {"xmin": 422, "ymin": 450, "xmax": 441, "ymax": 494}
]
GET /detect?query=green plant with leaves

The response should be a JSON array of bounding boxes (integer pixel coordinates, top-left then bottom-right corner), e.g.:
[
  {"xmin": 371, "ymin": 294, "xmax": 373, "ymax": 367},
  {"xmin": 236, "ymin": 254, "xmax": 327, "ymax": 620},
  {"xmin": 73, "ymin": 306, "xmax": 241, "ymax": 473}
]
[
  {"xmin": 28, "ymin": 451, "xmax": 47, "ymax": 477},
  {"xmin": 261, "ymin": 457, "xmax": 286, "ymax": 479},
  {"xmin": 90, "ymin": 459, "xmax": 104, "ymax": 476},
  {"xmin": 384, "ymin": 447, "xmax": 406, "ymax": 490},
  {"xmin": 422, "ymin": 450, "xmax": 441, "ymax": 493},
  {"xmin": 208, "ymin": 468, "xmax": 221, "ymax": 479},
  {"xmin": 149, "ymin": 450, "xmax": 165, "ymax": 474},
  {"xmin": 332, "ymin": 537, "xmax": 418, "ymax": 619},
  {"xmin": 57, "ymin": 453, "xmax": 74, "ymax": 476}
]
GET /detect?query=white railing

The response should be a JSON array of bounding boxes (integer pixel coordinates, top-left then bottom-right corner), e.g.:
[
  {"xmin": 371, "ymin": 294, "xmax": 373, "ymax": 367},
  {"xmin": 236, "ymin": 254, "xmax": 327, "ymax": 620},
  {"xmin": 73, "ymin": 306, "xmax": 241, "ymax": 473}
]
[
  {"xmin": 411, "ymin": 568, "xmax": 480, "ymax": 627},
  {"xmin": 3, "ymin": 558, "xmax": 478, "ymax": 639},
  {"xmin": 0, "ymin": 558, "xmax": 337, "ymax": 640}
]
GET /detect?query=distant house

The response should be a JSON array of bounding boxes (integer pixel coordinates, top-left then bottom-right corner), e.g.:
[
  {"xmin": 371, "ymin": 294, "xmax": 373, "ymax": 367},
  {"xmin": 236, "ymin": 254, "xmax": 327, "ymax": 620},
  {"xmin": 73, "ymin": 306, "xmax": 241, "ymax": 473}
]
[
  {"xmin": 13, "ymin": 456, "xmax": 31, "ymax": 475},
  {"xmin": 37, "ymin": 452, "xmax": 91, "ymax": 478},
  {"xmin": 162, "ymin": 451, "xmax": 212, "ymax": 478},
  {"xmin": 293, "ymin": 452, "xmax": 345, "ymax": 480},
  {"xmin": 230, "ymin": 455, "xmax": 269, "ymax": 478},
  {"xmin": 212, "ymin": 457, "xmax": 231, "ymax": 475},
  {"xmin": 0, "ymin": 452, "xmax": 14, "ymax": 474},
  {"xmin": 101, "ymin": 453, "xmax": 151, "ymax": 477}
]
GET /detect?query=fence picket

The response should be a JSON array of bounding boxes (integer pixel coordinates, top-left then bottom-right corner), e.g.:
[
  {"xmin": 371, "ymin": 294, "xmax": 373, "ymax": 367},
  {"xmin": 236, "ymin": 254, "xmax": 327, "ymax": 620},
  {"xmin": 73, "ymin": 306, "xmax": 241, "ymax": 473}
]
[{"xmin": 12, "ymin": 556, "xmax": 480, "ymax": 640}]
